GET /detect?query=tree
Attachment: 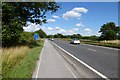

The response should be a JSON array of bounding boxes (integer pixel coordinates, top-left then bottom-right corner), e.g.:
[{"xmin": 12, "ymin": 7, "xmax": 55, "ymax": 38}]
[
  {"xmin": 71, "ymin": 34, "xmax": 82, "ymax": 39},
  {"xmin": 34, "ymin": 29, "xmax": 46, "ymax": 38},
  {"xmin": 105, "ymin": 30, "xmax": 117, "ymax": 40},
  {"xmin": 2, "ymin": 2, "xmax": 60, "ymax": 46},
  {"xmin": 54, "ymin": 33, "xmax": 64, "ymax": 38},
  {"xmin": 99, "ymin": 22, "xmax": 120, "ymax": 40},
  {"xmin": 90, "ymin": 35, "xmax": 98, "ymax": 41},
  {"xmin": 114, "ymin": 26, "xmax": 120, "ymax": 39}
]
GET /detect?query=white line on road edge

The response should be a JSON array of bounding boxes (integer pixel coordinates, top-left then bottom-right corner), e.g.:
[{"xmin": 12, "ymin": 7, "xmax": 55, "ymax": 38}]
[
  {"xmin": 51, "ymin": 41, "xmax": 110, "ymax": 80},
  {"xmin": 35, "ymin": 44, "xmax": 44, "ymax": 79},
  {"xmin": 56, "ymin": 50, "xmax": 77, "ymax": 78}
]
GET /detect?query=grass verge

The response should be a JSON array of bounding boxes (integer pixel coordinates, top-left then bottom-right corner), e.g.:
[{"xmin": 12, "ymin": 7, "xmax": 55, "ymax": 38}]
[
  {"xmin": 2, "ymin": 40, "xmax": 44, "ymax": 79},
  {"xmin": 81, "ymin": 40, "xmax": 120, "ymax": 49}
]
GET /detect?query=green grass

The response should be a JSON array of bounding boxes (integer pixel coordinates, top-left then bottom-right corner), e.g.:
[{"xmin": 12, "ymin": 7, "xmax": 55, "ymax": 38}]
[{"xmin": 2, "ymin": 40, "xmax": 44, "ymax": 79}]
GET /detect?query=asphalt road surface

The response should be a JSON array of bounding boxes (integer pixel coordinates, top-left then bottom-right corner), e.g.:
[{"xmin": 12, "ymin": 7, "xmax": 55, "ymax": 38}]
[
  {"xmin": 52, "ymin": 39, "xmax": 118, "ymax": 78},
  {"xmin": 33, "ymin": 39, "xmax": 76, "ymax": 78}
]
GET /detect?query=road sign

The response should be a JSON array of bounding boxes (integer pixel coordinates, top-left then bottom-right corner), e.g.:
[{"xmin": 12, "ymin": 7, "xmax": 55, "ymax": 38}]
[{"xmin": 34, "ymin": 33, "xmax": 39, "ymax": 40}]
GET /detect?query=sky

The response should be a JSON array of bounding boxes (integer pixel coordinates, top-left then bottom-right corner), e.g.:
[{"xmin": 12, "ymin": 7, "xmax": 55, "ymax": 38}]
[{"xmin": 23, "ymin": 2, "xmax": 118, "ymax": 36}]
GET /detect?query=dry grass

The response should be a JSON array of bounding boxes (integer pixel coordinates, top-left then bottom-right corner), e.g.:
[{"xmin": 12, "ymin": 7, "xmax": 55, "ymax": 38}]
[
  {"xmin": 0, "ymin": 47, "xmax": 2, "ymax": 79},
  {"xmin": 2, "ymin": 40, "xmax": 44, "ymax": 78},
  {"xmin": 2, "ymin": 46, "xmax": 30, "ymax": 75},
  {"xmin": 100, "ymin": 40, "xmax": 120, "ymax": 44}
]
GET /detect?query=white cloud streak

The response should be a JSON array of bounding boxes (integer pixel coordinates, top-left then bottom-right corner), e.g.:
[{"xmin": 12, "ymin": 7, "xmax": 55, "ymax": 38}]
[
  {"xmin": 76, "ymin": 23, "xmax": 84, "ymax": 27},
  {"xmin": 72, "ymin": 7, "xmax": 88, "ymax": 13},
  {"xmin": 23, "ymin": 23, "xmax": 40, "ymax": 32},
  {"xmin": 47, "ymin": 27, "xmax": 53, "ymax": 31},
  {"xmin": 63, "ymin": 7, "xmax": 88, "ymax": 20},
  {"xmin": 47, "ymin": 19, "xmax": 56, "ymax": 23},
  {"xmin": 84, "ymin": 28, "xmax": 92, "ymax": 32},
  {"xmin": 63, "ymin": 11, "xmax": 81, "ymax": 20},
  {"xmin": 52, "ymin": 15, "xmax": 60, "ymax": 19}
]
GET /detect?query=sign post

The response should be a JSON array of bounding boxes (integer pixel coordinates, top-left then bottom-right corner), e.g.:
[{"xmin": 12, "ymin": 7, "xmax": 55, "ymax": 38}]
[{"xmin": 34, "ymin": 33, "xmax": 39, "ymax": 41}]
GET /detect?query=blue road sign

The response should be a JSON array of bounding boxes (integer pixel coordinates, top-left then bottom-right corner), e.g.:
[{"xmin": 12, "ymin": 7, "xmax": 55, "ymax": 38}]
[{"xmin": 34, "ymin": 33, "xmax": 39, "ymax": 40}]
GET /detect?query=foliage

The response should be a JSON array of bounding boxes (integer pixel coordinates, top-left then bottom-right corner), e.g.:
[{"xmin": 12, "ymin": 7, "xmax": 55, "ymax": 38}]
[
  {"xmin": 2, "ymin": 46, "xmax": 30, "ymax": 78},
  {"xmin": 2, "ymin": 2, "xmax": 60, "ymax": 47},
  {"xmin": 81, "ymin": 36, "xmax": 91, "ymax": 39},
  {"xmin": 89, "ymin": 35, "xmax": 99, "ymax": 41},
  {"xmin": 71, "ymin": 34, "xmax": 82, "ymax": 39},
  {"xmin": 81, "ymin": 40, "xmax": 120, "ymax": 49},
  {"xmin": 46, "ymin": 35, "xmax": 54, "ymax": 38},
  {"xmin": 2, "ymin": 2, "xmax": 60, "ymax": 25},
  {"xmin": 19, "ymin": 31, "xmax": 41, "ymax": 48},
  {"xmin": 99, "ymin": 22, "xmax": 120, "ymax": 40},
  {"xmin": 34, "ymin": 29, "xmax": 46, "ymax": 38},
  {"xmin": 2, "ymin": 23, "xmax": 23, "ymax": 47},
  {"xmin": 2, "ymin": 41, "xmax": 44, "ymax": 78},
  {"xmin": 54, "ymin": 33, "xmax": 64, "ymax": 38}
]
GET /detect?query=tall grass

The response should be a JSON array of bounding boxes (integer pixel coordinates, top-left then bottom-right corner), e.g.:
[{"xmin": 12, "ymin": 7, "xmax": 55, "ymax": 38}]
[
  {"xmin": 2, "ymin": 46, "xmax": 30, "ymax": 78},
  {"xmin": 0, "ymin": 47, "xmax": 2, "ymax": 79},
  {"xmin": 81, "ymin": 39, "xmax": 120, "ymax": 48},
  {"xmin": 2, "ymin": 40, "xmax": 44, "ymax": 78},
  {"xmin": 100, "ymin": 40, "xmax": 120, "ymax": 44}
]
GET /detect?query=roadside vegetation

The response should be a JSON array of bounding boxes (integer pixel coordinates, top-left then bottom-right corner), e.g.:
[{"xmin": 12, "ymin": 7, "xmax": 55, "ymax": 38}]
[
  {"xmin": 2, "ymin": 2, "xmax": 60, "ymax": 79},
  {"xmin": 81, "ymin": 40, "xmax": 120, "ymax": 49},
  {"xmin": 2, "ymin": 40, "xmax": 44, "ymax": 78}
]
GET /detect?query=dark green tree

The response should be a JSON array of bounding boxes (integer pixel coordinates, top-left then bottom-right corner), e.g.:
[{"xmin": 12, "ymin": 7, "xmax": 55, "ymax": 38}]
[
  {"xmin": 54, "ymin": 33, "xmax": 64, "ymax": 38},
  {"xmin": 105, "ymin": 30, "xmax": 117, "ymax": 40},
  {"xmin": 99, "ymin": 22, "xmax": 120, "ymax": 40},
  {"xmin": 71, "ymin": 34, "xmax": 82, "ymax": 39},
  {"xmin": 2, "ymin": 2, "xmax": 60, "ymax": 46},
  {"xmin": 90, "ymin": 35, "xmax": 98, "ymax": 41},
  {"xmin": 114, "ymin": 26, "xmax": 120, "ymax": 39},
  {"xmin": 34, "ymin": 29, "xmax": 46, "ymax": 38}
]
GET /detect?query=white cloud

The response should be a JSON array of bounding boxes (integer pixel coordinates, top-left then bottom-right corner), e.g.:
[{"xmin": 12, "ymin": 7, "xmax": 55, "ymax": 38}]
[
  {"xmin": 54, "ymin": 27, "xmax": 78, "ymax": 35},
  {"xmin": 23, "ymin": 23, "xmax": 40, "ymax": 32},
  {"xmin": 47, "ymin": 19, "xmax": 56, "ymax": 23},
  {"xmin": 55, "ymin": 27, "xmax": 61, "ymax": 30},
  {"xmin": 83, "ymin": 28, "xmax": 93, "ymax": 35},
  {"xmin": 47, "ymin": 27, "xmax": 53, "ymax": 31},
  {"xmin": 72, "ymin": 7, "xmax": 88, "ymax": 13},
  {"xmin": 84, "ymin": 28, "xmax": 92, "ymax": 32},
  {"xmin": 76, "ymin": 23, "xmax": 84, "ymax": 27},
  {"xmin": 63, "ymin": 11, "xmax": 81, "ymax": 20},
  {"xmin": 72, "ymin": 28, "xmax": 79, "ymax": 31},
  {"xmin": 63, "ymin": 7, "xmax": 88, "ymax": 20},
  {"xmin": 52, "ymin": 15, "xmax": 60, "ymax": 19}
]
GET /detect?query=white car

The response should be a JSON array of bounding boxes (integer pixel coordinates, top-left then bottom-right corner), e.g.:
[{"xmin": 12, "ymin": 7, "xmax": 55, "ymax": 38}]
[
  {"xmin": 51, "ymin": 38, "xmax": 54, "ymax": 41},
  {"xmin": 70, "ymin": 38, "xmax": 80, "ymax": 44}
]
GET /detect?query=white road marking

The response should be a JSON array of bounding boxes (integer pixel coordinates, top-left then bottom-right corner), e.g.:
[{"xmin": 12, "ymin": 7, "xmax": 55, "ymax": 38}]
[
  {"xmin": 35, "ymin": 43, "xmax": 44, "ymax": 79},
  {"xmin": 56, "ymin": 51, "xmax": 77, "ymax": 78},
  {"xmin": 51, "ymin": 41, "xmax": 110, "ymax": 80},
  {"xmin": 88, "ymin": 48, "xmax": 96, "ymax": 52}
]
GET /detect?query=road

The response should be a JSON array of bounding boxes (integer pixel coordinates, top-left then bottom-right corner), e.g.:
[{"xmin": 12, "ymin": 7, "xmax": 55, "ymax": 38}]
[
  {"xmin": 52, "ymin": 39, "xmax": 118, "ymax": 78},
  {"xmin": 32, "ymin": 39, "xmax": 76, "ymax": 78}
]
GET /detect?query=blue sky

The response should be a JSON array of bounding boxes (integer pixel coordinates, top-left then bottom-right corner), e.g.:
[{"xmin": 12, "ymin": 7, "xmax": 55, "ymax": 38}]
[{"xmin": 23, "ymin": 2, "xmax": 118, "ymax": 36}]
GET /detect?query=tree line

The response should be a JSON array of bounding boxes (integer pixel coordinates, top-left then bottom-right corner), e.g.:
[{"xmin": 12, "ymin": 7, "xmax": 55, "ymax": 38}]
[{"xmin": 46, "ymin": 22, "xmax": 120, "ymax": 40}]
